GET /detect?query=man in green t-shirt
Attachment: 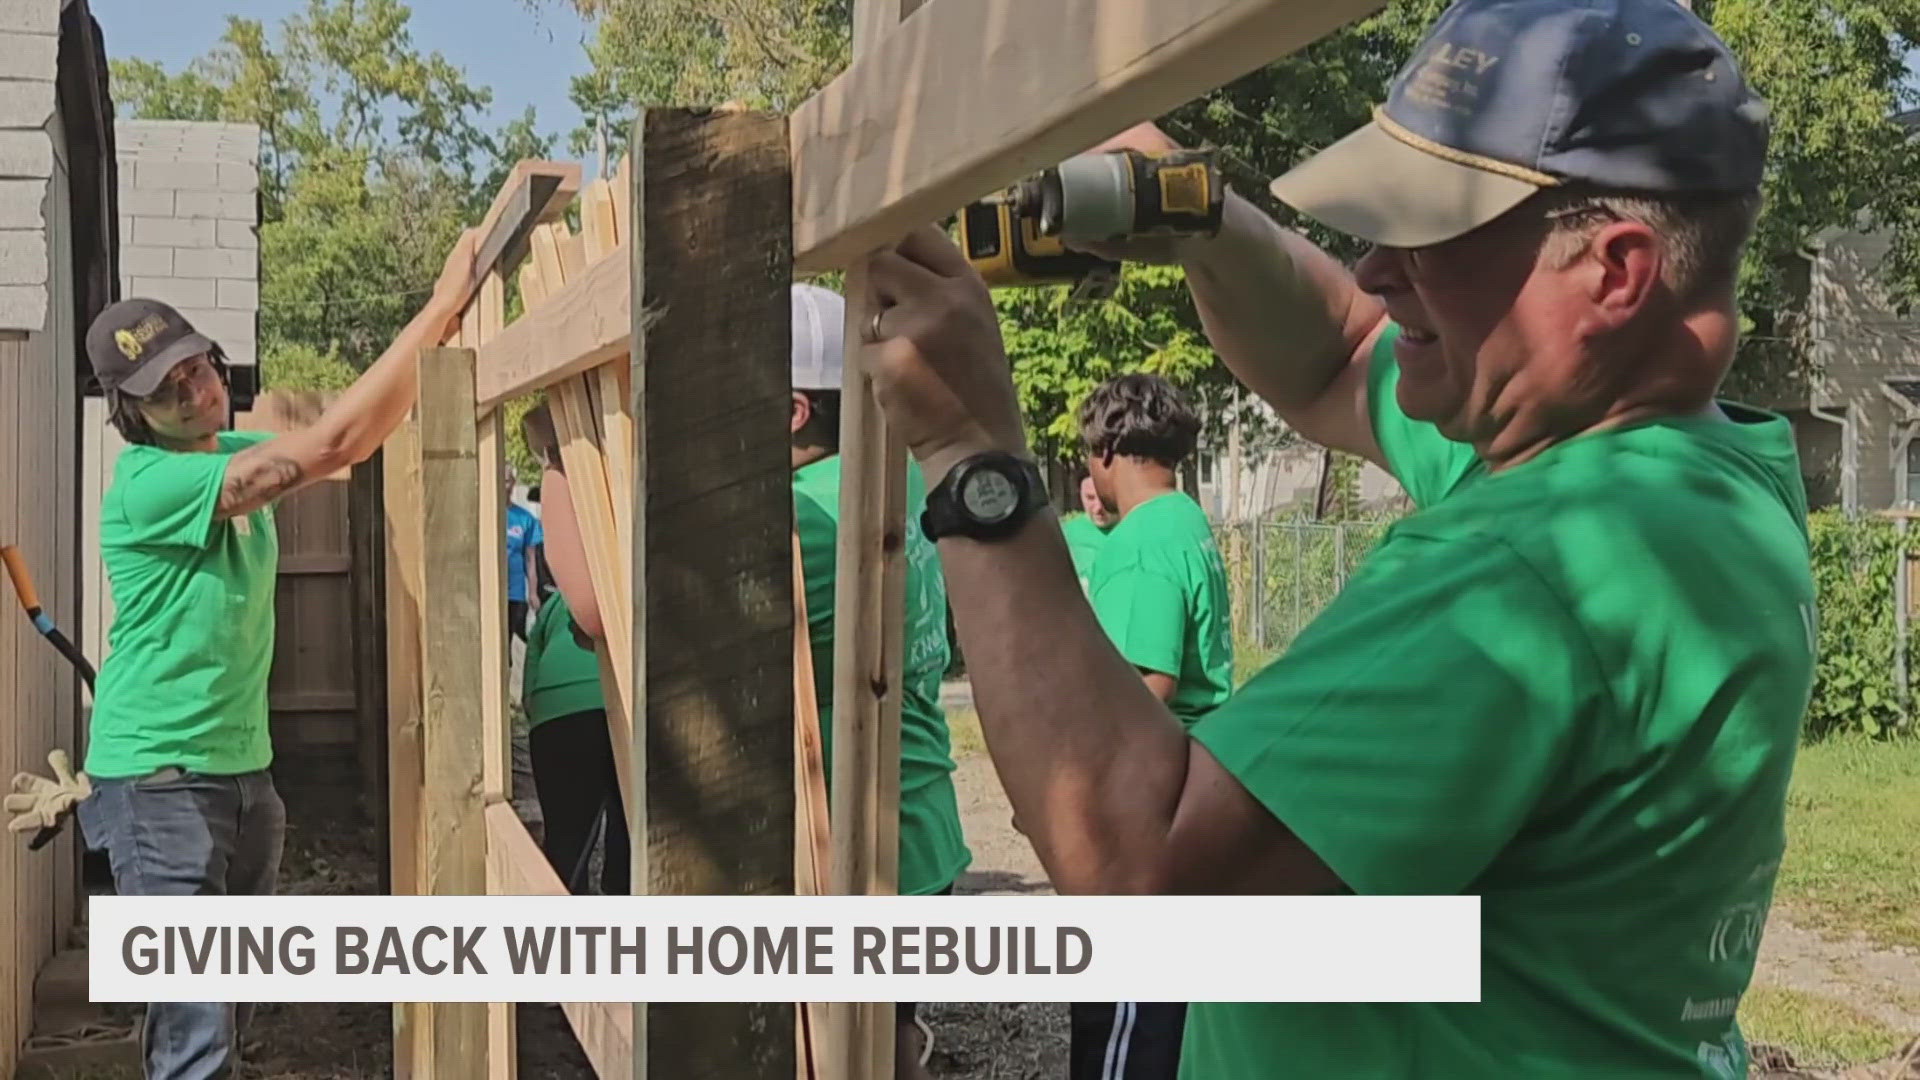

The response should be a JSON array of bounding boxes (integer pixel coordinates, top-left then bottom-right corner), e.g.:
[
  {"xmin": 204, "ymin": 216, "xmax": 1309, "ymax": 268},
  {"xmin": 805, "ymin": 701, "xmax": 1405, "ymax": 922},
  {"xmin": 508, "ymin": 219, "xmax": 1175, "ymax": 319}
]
[
  {"xmin": 848, "ymin": 0, "xmax": 1811, "ymax": 1075},
  {"xmin": 791, "ymin": 282, "xmax": 970, "ymax": 1078},
  {"xmin": 69, "ymin": 236, "xmax": 476, "ymax": 1080},
  {"xmin": 1060, "ymin": 473, "xmax": 1114, "ymax": 593},
  {"xmin": 1069, "ymin": 373, "xmax": 1233, "ymax": 1079},
  {"xmin": 1078, "ymin": 373, "xmax": 1233, "ymax": 724}
]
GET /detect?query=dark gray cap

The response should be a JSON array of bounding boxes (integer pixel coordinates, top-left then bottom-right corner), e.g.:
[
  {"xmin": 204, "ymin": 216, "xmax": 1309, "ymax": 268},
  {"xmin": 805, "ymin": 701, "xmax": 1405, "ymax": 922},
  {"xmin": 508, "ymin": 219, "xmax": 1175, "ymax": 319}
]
[
  {"xmin": 85, "ymin": 297, "xmax": 217, "ymax": 397},
  {"xmin": 1271, "ymin": 0, "xmax": 1770, "ymax": 248}
]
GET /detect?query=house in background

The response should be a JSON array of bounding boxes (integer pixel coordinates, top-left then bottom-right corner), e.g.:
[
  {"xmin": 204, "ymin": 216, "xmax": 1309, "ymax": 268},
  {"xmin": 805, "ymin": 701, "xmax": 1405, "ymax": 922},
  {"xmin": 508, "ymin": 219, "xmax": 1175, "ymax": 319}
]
[{"xmin": 1769, "ymin": 110, "xmax": 1920, "ymax": 514}]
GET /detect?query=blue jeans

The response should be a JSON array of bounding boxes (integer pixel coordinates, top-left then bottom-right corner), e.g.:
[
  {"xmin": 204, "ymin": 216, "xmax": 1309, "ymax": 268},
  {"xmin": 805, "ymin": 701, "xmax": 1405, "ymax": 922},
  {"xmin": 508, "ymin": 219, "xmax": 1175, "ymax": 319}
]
[{"xmin": 75, "ymin": 768, "xmax": 286, "ymax": 1080}]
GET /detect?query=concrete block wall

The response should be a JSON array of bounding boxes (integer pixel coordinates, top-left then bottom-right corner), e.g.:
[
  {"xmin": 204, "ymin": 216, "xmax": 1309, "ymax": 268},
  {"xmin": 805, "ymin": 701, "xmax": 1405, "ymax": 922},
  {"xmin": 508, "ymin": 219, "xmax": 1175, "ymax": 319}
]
[{"xmin": 114, "ymin": 120, "xmax": 260, "ymax": 367}]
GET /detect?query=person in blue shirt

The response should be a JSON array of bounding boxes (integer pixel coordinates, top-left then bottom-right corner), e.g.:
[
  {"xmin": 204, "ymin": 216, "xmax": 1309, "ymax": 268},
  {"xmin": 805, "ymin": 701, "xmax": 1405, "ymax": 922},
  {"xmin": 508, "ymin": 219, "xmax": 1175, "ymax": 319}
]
[{"xmin": 505, "ymin": 464, "xmax": 544, "ymax": 641}]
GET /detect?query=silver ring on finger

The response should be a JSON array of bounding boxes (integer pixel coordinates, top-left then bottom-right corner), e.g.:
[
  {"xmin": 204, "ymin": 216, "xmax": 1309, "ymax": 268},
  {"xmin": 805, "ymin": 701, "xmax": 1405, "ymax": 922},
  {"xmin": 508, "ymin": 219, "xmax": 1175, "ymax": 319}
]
[{"xmin": 866, "ymin": 309, "xmax": 885, "ymax": 344}]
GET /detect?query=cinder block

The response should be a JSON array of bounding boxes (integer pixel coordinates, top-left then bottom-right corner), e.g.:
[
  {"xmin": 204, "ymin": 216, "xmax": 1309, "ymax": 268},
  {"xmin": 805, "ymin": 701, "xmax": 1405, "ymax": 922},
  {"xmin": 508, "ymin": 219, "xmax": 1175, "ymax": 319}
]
[
  {"xmin": 0, "ymin": 0, "xmax": 58, "ymax": 34},
  {"xmin": 174, "ymin": 247, "xmax": 253, "ymax": 279},
  {"xmin": 135, "ymin": 159, "xmax": 219, "ymax": 191},
  {"xmin": 0, "ymin": 177, "xmax": 43, "ymax": 224},
  {"xmin": 0, "ymin": 283, "xmax": 44, "ymax": 331},
  {"xmin": 217, "ymin": 161, "xmax": 258, "ymax": 193},
  {"xmin": 0, "ymin": 77, "xmax": 54, "ymax": 127},
  {"xmin": 0, "ymin": 129, "xmax": 51, "ymax": 179},
  {"xmin": 217, "ymin": 278, "xmax": 258, "ymax": 311},
  {"xmin": 131, "ymin": 276, "xmax": 215, "ymax": 309},
  {"xmin": 34, "ymin": 949, "xmax": 87, "ymax": 1005},
  {"xmin": 118, "ymin": 245, "xmax": 172, "ymax": 277},
  {"xmin": 131, "ymin": 216, "xmax": 215, "ymax": 248},
  {"xmin": 222, "ymin": 338, "xmax": 257, "ymax": 366},
  {"xmin": 216, "ymin": 219, "xmax": 258, "ymax": 250},
  {"xmin": 0, "ymin": 32, "xmax": 57, "ymax": 81},
  {"xmin": 0, "ymin": 228, "xmax": 45, "ymax": 284},
  {"xmin": 183, "ymin": 307, "xmax": 254, "ymax": 347},
  {"xmin": 116, "ymin": 186, "xmax": 174, "ymax": 218},
  {"xmin": 175, "ymin": 189, "xmax": 254, "ymax": 220}
]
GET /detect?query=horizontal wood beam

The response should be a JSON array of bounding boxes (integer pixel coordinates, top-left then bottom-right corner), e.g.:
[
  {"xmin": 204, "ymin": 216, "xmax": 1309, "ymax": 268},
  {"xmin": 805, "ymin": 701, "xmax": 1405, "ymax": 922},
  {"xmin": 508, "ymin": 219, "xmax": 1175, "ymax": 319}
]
[
  {"xmin": 474, "ymin": 244, "xmax": 630, "ymax": 410},
  {"xmin": 789, "ymin": 0, "xmax": 1385, "ymax": 272},
  {"xmin": 483, "ymin": 805, "xmax": 633, "ymax": 1079}
]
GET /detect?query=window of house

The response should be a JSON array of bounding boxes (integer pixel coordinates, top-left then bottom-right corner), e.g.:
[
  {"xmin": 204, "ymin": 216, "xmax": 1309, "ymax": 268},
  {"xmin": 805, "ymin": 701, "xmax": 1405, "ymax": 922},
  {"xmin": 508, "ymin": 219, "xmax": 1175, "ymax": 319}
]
[{"xmin": 1906, "ymin": 440, "xmax": 1920, "ymax": 506}]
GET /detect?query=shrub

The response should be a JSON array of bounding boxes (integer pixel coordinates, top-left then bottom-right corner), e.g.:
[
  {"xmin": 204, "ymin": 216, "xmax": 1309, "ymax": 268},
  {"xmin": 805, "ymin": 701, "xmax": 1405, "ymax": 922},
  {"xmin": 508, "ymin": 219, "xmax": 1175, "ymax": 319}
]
[{"xmin": 1806, "ymin": 510, "xmax": 1907, "ymax": 741}]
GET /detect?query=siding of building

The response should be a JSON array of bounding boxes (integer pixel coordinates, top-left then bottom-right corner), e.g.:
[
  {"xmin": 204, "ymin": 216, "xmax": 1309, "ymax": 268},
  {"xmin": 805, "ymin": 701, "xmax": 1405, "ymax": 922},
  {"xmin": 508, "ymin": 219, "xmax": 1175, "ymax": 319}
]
[
  {"xmin": 0, "ymin": 0, "xmax": 59, "ymax": 333},
  {"xmin": 1806, "ymin": 228, "xmax": 1920, "ymax": 511}
]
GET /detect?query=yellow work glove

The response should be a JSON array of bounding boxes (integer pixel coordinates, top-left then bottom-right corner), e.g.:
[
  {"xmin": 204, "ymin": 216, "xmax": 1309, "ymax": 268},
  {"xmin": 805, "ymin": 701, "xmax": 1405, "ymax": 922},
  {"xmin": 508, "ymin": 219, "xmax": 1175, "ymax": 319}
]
[{"xmin": 6, "ymin": 749, "xmax": 91, "ymax": 834}]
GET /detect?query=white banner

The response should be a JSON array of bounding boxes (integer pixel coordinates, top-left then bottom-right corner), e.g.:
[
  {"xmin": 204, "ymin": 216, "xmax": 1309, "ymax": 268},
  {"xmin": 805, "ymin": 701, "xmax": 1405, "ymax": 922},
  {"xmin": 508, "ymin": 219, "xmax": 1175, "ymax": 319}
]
[{"xmin": 89, "ymin": 894, "xmax": 1480, "ymax": 1003}]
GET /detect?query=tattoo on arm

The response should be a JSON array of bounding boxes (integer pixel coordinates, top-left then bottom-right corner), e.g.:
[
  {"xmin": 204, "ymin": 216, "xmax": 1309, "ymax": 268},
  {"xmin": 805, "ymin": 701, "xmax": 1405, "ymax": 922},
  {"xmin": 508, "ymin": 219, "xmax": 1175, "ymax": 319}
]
[{"xmin": 217, "ymin": 450, "xmax": 306, "ymax": 519}]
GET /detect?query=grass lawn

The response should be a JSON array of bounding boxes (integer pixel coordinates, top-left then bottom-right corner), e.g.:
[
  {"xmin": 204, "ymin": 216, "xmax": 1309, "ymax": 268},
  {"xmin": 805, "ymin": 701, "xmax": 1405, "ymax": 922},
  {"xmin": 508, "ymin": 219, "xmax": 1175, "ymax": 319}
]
[
  {"xmin": 1773, "ymin": 734, "xmax": 1920, "ymax": 951},
  {"xmin": 1738, "ymin": 986, "xmax": 1908, "ymax": 1067}
]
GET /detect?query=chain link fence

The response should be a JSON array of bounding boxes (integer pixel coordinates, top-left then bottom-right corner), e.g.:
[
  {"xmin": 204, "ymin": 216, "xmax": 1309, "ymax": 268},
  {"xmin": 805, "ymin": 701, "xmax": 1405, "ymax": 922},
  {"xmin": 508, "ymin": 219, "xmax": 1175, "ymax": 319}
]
[{"xmin": 1214, "ymin": 517, "xmax": 1398, "ymax": 681}]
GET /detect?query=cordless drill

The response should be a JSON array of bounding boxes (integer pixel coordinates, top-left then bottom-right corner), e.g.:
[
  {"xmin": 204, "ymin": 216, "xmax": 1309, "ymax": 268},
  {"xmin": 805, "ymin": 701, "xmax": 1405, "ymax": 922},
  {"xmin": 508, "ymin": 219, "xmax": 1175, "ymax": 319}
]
[{"xmin": 957, "ymin": 148, "xmax": 1224, "ymax": 299}]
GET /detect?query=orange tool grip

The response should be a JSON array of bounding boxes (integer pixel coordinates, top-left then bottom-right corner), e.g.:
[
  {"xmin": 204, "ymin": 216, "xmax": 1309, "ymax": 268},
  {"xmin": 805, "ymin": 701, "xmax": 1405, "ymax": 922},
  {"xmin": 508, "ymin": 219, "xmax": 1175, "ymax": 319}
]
[{"xmin": 1, "ymin": 544, "xmax": 40, "ymax": 611}]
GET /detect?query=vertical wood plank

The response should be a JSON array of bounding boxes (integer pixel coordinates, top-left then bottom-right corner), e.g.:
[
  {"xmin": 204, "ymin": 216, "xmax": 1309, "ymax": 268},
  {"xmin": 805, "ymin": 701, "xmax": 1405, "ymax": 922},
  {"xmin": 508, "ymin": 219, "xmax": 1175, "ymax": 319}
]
[
  {"xmin": 472, "ymin": 268, "xmax": 516, "ymax": 1080},
  {"xmin": 630, "ymin": 105, "xmax": 795, "ymax": 1080},
  {"xmin": 350, "ymin": 457, "xmax": 389, "ymax": 872},
  {"xmin": 382, "ymin": 387, "xmax": 428, "ymax": 1080},
  {"xmin": 417, "ymin": 346, "xmax": 490, "ymax": 1076},
  {"xmin": 829, "ymin": 1, "xmax": 909, "ymax": 1075}
]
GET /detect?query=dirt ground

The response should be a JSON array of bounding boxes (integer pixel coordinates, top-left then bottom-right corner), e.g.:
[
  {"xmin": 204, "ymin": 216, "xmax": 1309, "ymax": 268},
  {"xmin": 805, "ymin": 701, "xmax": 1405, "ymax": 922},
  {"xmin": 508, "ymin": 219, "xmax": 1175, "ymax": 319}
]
[{"xmin": 215, "ymin": 732, "xmax": 1063, "ymax": 1080}]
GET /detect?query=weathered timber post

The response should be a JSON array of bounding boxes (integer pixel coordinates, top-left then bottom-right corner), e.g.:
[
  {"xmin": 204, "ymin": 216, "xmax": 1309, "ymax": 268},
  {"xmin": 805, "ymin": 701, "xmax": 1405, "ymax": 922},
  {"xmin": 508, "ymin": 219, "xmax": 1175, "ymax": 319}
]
[{"xmin": 629, "ymin": 107, "xmax": 797, "ymax": 1080}]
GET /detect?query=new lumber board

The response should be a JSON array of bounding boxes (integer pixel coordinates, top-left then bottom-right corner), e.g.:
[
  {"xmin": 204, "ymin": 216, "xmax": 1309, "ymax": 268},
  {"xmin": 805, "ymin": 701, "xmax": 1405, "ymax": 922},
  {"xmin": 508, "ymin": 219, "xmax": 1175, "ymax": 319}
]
[
  {"xmin": 629, "ymin": 104, "xmax": 796, "ymax": 1080},
  {"xmin": 789, "ymin": 0, "xmax": 1386, "ymax": 271},
  {"xmin": 484, "ymin": 804, "xmax": 633, "ymax": 1079},
  {"xmin": 381, "ymin": 401, "xmax": 427, "ymax": 1080},
  {"xmin": 825, "ymin": 1, "xmax": 909, "ymax": 1074},
  {"xmin": 416, "ymin": 346, "xmax": 489, "ymax": 1076},
  {"xmin": 474, "ymin": 241, "xmax": 630, "ymax": 410}
]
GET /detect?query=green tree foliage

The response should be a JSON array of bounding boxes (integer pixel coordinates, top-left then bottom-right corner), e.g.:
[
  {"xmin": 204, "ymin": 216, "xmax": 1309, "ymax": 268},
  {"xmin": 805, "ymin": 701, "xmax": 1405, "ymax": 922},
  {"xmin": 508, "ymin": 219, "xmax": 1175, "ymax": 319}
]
[
  {"xmin": 112, "ymin": 0, "xmax": 557, "ymax": 388},
  {"xmin": 553, "ymin": 0, "xmax": 1918, "ymax": 457},
  {"xmin": 1806, "ymin": 510, "xmax": 1910, "ymax": 740}
]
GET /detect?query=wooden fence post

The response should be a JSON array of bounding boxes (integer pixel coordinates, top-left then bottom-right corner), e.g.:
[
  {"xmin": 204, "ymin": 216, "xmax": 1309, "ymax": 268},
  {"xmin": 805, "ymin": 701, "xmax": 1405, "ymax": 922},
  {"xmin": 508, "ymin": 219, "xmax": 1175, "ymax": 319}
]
[
  {"xmin": 416, "ymin": 346, "xmax": 491, "ymax": 1077},
  {"xmin": 629, "ymin": 106, "xmax": 796, "ymax": 1080},
  {"xmin": 383, "ymin": 390, "xmax": 426, "ymax": 1080}
]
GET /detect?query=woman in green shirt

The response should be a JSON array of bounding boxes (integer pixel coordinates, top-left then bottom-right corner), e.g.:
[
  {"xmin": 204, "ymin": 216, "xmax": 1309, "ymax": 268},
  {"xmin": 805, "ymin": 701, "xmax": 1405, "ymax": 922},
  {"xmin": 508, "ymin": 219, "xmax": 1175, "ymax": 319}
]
[
  {"xmin": 521, "ymin": 587, "xmax": 627, "ymax": 894},
  {"xmin": 71, "ymin": 234, "xmax": 477, "ymax": 1080}
]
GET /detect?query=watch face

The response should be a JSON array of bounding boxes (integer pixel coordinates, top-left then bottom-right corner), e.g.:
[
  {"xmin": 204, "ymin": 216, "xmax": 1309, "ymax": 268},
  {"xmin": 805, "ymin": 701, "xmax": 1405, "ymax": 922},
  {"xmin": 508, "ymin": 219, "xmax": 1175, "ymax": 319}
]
[{"xmin": 961, "ymin": 468, "xmax": 1020, "ymax": 522}]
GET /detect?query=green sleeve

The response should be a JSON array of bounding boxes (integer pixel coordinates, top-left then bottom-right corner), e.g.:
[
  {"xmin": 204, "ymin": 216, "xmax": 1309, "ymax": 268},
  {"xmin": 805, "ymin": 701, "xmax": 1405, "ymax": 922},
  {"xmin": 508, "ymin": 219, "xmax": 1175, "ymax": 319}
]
[
  {"xmin": 1090, "ymin": 563, "xmax": 1188, "ymax": 679},
  {"xmin": 1365, "ymin": 322, "xmax": 1480, "ymax": 508},
  {"xmin": 1191, "ymin": 532, "xmax": 1596, "ymax": 895},
  {"xmin": 114, "ymin": 445, "xmax": 247, "ymax": 549}
]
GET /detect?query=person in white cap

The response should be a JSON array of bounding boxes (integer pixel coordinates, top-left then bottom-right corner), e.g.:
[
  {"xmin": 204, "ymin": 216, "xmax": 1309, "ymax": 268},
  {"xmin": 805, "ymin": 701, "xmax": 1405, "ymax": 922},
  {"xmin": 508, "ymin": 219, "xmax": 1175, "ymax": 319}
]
[
  {"xmin": 838, "ymin": 0, "xmax": 1813, "ymax": 1075},
  {"xmin": 790, "ymin": 282, "xmax": 968, "ymax": 1077}
]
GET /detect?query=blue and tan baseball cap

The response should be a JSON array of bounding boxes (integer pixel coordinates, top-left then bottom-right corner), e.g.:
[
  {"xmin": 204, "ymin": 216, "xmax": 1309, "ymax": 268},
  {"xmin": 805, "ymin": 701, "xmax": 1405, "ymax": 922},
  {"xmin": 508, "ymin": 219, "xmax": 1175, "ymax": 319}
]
[{"xmin": 1270, "ymin": 0, "xmax": 1770, "ymax": 248}]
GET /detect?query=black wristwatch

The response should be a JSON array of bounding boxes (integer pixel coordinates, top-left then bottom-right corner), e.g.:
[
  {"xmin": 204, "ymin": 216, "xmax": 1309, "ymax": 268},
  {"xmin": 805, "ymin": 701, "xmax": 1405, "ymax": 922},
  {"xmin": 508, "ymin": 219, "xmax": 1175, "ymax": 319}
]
[{"xmin": 921, "ymin": 451, "xmax": 1048, "ymax": 542}]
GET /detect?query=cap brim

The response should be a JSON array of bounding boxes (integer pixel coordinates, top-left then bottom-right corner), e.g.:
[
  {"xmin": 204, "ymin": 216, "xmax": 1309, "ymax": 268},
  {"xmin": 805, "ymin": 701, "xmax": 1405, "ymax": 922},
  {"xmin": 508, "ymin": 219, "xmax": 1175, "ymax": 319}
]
[
  {"xmin": 116, "ymin": 331, "xmax": 214, "ymax": 397},
  {"xmin": 1269, "ymin": 121, "xmax": 1542, "ymax": 248}
]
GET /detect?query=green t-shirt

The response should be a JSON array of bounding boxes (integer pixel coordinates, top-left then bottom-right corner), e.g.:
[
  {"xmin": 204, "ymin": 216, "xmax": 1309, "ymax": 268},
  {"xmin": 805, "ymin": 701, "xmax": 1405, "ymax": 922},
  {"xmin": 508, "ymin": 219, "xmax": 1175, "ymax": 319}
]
[
  {"xmin": 1087, "ymin": 491, "xmax": 1234, "ymax": 724},
  {"xmin": 521, "ymin": 590, "xmax": 605, "ymax": 729},
  {"xmin": 89, "ymin": 430, "xmax": 281, "ymax": 778},
  {"xmin": 1060, "ymin": 511, "xmax": 1111, "ymax": 593},
  {"xmin": 1184, "ymin": 324, "xmax": 1815, "ymax": 1079},
  {"xmin": 793, "ymin": 454, "xmax": 971, "ymax": 896}
]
